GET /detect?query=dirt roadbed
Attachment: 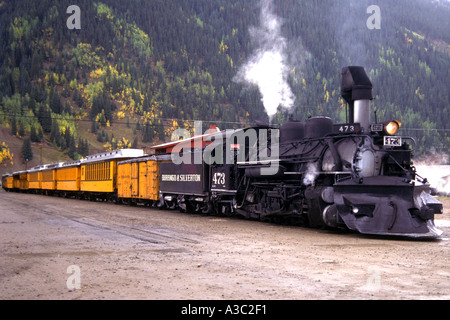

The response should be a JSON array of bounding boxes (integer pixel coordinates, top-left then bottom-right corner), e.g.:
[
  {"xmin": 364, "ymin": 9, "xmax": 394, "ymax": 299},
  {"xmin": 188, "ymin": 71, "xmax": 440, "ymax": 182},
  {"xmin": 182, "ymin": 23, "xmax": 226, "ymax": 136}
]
[{"xmin": 1, "ymin": 191, "xmax": 449, "ymax": 300}]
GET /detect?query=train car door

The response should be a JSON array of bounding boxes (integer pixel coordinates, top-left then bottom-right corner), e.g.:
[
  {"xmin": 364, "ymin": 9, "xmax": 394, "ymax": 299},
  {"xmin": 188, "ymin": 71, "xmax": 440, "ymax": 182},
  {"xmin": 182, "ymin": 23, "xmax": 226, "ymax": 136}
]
[
  {"xmin": 131, "ymin": 161, "xmax": 139, "ymax": 198},
  {"xmin": 119, "ymin": 162, "xmax": 132, "ymax": 199},
  {"xmin": 138, "ymin": 161, "xmax": 147, "ymax": 199},
  {"xmin": 147, "ymin": 159, "xmax": 159, "ymax": 200}
]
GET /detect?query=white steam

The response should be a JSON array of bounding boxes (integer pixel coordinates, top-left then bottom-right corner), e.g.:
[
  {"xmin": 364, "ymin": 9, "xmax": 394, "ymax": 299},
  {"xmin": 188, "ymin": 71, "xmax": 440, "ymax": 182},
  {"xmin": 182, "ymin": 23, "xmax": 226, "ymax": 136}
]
[
  {"xmin": 416, "ymin": 164, "xmax": 450, "ymax": 196},
  {"xmin": 415, "ymin": 153, "xmax": 450, "ymax": 196},
  {"xmin": 303, "ymin": 162, "xmax": 319, "ymax": 186},
  {"xmin": 234, "ymin": 0, "xmax": 295, "ymax": 118}
]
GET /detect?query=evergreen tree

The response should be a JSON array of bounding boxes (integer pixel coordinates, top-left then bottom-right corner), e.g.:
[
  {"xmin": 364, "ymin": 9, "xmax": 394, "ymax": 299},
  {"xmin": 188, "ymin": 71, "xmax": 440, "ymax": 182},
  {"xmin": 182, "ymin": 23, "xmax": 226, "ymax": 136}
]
[
  {"xmin": 11, "ymin": 117, "xmax": 17, "ymax": 136},
  {"xmin": 68, "ymin": 135, "xmax": 76, "ymax": 159},
  {"xmin": 49, "ymin": 88, "xmax": 62, "ymax": 114},
  {"xmin": 97, "ymin": 130, "xmax": 104, "ymax": 142},
  {"xmin": 64, "ymin": 127, "xmax": 72, "ymax": 148},
  {"xmin": 37, "ymin": 127, "xmax": 44, "ymax": 142},
  {"xmin": 30, "ymin": 126, "xmax": 40, "ymax": 142},
  {"xmin": 91, "ymin": 120, "xmax": 98, "ymax": 134},
  {"xmin": 77, "ymin": 138, "xmax": 89, "ymax": 157},
  {"xmin": 22, "ymin": 138, "xmax": 33, "ymax": 163},
  {"xmin": 132, "ymin": 136, "xmax": 138, "ymax": 148},
  {"xmin": 38, "ymin": 105, "xmax": 52, "ymax": 133},
  {"xmin": 50, "ymin": 120, "xmax": 61, "ymax": 146},
  {"xmin": 18, "ymin": 122, "xmax": 25, "ymax": 137}
]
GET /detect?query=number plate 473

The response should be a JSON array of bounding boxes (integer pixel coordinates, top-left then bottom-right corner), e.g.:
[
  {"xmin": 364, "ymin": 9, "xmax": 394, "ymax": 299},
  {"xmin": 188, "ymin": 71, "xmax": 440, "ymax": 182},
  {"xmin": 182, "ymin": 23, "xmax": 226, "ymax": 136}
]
[{"xmin": 384, "ymin": 136, "xmax": 402, "ymax": 147}]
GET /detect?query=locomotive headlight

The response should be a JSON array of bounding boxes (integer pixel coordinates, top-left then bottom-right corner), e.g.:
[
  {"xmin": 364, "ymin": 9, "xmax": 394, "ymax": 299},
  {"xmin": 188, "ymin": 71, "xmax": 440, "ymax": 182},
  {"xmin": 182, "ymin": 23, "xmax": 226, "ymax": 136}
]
[{"xmin": 385, "ymin": 120, "xmax": 402, "ymax": 135}]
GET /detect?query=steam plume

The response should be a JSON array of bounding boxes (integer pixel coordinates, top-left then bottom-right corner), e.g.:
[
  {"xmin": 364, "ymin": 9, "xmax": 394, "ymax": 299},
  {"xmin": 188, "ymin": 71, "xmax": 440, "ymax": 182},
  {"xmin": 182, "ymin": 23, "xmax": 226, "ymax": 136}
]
[
  {"xmin": 303, "ymin": 162, "xmax": 319, "ymax": 186},
  {"xmin": 234, "ymin": 0, "xmax": 295, "ymax": 118}
]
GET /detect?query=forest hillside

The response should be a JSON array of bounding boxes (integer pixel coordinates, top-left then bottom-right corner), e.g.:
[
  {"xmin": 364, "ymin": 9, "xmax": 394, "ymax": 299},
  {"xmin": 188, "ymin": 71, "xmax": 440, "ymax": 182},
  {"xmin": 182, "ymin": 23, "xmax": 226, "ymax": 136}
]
[{"xmin": 0, "ymin": 0, "xmax": 449, "ymax": 174}]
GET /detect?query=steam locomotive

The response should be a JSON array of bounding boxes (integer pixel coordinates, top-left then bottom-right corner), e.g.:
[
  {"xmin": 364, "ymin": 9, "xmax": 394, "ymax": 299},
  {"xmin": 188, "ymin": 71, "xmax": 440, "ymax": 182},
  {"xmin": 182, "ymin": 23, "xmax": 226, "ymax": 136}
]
[
  {"xmin": 158, "ymin": 66, "xmax": 443, "ymax": 238},
  {"xmin": 2, "ymin": 66, "xmax": 443, "ymax": 238}
]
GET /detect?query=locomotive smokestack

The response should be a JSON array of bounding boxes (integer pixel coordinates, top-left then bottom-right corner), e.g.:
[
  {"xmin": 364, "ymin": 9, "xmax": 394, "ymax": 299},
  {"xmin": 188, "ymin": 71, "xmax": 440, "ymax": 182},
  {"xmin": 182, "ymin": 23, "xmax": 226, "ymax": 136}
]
[{"xmin": 341, "ymin": 66, "xmax": 373, "ymax": 132}]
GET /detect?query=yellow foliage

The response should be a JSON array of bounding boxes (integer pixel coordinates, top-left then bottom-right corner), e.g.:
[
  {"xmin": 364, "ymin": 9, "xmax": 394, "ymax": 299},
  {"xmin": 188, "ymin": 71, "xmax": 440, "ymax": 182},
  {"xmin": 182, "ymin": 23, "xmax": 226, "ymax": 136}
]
[
  {"xmin": 104, "ymin": 137, "xmax": 131, "ymax": 151},
  {"xmin": 339, "ymin": 97, "xmax": 346, "ymax": 109},
  {"xmin": 324, "ymin": 90, "xmax": 330, "ymax": 104},
  {"xmin": 0, "ymin": 142, "xmax": 14, "ymax": 167},
  {"xmin": 69, "ymin": 79, "xmax": 78, "ymax": 90},
  {"xmin": 219, "ymin": 40, "xmax": 228, "ymax": 54},
  {"xmin": 90, "ymin": 68, "xmax": 105, "ymax": 79},
  {"xmin": 117, "ymin": 137, "xmax": 131, "ymax": 149},
  {"xmin": 103, "ymin": 142, "xmax": 113, "ymax": 151},
  {"xmin": 415, "ymin": 87, "xmax": 425, "ymax": 101},
  {"xmin": 117, "ymin": 111, "xmax": 125, "ymax": 119}
]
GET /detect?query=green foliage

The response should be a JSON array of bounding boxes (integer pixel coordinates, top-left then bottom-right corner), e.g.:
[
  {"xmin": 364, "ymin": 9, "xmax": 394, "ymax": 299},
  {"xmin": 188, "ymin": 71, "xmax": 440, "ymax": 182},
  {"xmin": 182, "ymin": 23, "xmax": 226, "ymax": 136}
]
[{"xmin": 72, "ymin": 43, "xmax": 103, "ymax": 70}]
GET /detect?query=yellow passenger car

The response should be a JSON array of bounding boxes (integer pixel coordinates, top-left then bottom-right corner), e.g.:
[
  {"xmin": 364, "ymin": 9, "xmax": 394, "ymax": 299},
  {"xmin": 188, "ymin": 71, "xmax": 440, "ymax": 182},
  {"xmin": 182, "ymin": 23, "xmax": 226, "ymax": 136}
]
[
  {"xmin": 41, "ymin": 163, "xmax": 61, "ymax": 192},
  {"xmin": 19, "ymin": 172, "xmax": 29, "ymax": 190},
  {"xmin": 1, "ymin": 174, "xmax": 13, "ymax": 190},
  {"xmin": 117, "ymin": 156, "xmax": 160, "ymax": 203},
  {"xmin": 56, "ymin": 160, "xmax": 82, "ymax": 192},
  {"xmin": 80, "ymin": 149, "xmax": 144, "ymax": 196},
  {"xmin": 28, "ymin": 165, "xmax": 46, "ymax": 191},
  {"xmin": 12, "ymin": 172, "xmax": 21, "ymax": 190}
]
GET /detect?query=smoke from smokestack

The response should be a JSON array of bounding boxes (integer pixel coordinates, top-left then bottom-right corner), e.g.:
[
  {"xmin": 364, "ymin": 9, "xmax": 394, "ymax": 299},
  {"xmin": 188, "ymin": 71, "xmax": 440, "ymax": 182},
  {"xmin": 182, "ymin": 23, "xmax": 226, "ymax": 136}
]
[{"xmin": 234, "ymin": 0, "xmax": 295, "ymax": 118}]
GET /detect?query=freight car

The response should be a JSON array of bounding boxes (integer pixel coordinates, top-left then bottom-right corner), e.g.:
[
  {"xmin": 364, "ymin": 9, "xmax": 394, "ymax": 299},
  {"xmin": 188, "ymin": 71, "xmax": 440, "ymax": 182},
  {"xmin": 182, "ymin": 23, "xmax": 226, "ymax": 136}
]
[
  {"xmin": 1, "ymin": 66, "xmax": 443, "ymax": 238},
  {"xmin": 116, "ymin": 155, "xmax": 165, "ymax": 205}
]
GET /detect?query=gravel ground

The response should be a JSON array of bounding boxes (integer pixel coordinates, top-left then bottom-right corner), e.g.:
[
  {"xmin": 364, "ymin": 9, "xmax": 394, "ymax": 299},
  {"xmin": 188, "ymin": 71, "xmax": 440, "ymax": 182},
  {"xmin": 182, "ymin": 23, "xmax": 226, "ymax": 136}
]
[{"xmin": 1, "ymin": 190, "xmax": 449, "ymax": 300}]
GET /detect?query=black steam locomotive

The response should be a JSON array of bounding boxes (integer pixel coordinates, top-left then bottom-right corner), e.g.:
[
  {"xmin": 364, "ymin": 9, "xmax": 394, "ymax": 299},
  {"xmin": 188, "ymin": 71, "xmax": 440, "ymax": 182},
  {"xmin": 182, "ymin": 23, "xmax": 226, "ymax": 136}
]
[{"xmin": 160, "ymin": 66, "xmax": 443, "ymax": 238}]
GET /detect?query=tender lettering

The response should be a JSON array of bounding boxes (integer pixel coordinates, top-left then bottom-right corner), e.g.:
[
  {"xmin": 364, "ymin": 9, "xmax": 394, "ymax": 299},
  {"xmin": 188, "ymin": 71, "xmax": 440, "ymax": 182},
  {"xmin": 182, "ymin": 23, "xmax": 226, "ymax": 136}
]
[{"xmin": 161, "ymin": 174, "xmax": 201, "ymax": 182}]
